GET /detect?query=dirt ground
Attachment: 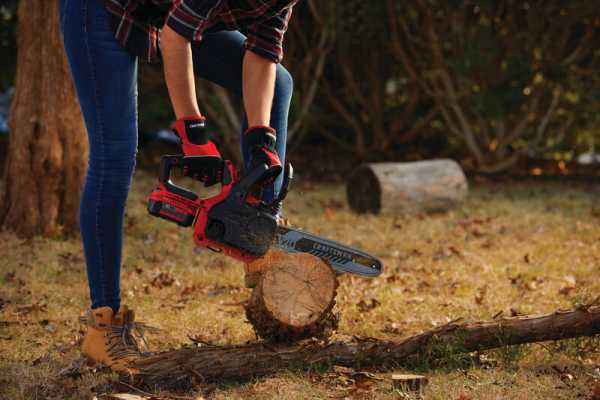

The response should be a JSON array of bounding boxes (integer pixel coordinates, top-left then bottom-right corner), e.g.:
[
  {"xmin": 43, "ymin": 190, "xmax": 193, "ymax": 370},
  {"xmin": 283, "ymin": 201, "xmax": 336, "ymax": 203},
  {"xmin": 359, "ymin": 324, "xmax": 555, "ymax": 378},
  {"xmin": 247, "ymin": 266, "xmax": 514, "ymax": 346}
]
[{"xmin": 1, "ymin": 171, "xmax": 599, "ymax": 399}]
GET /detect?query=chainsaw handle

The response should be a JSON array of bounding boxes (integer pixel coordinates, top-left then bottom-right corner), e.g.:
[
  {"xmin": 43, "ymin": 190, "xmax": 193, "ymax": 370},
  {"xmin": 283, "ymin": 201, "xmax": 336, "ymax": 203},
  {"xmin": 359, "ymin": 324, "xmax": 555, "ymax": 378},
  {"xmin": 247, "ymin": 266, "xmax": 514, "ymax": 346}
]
[
  {"xmin": 229, "ymin": 162, "xmax": 270, "ymax": 203},
  {"xmin": 158, "ymin": 155, "xmax": 198, "ymax": 201}
]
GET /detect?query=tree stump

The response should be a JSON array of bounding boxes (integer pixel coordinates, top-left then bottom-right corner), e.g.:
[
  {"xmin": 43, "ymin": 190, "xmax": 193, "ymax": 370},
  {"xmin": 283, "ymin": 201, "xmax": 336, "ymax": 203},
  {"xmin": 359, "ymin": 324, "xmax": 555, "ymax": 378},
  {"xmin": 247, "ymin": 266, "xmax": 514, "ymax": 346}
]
[
  {"xmin": 0, "ymin": 0, "xmax": 87, "ymax": 237},
  {"xmin": 347, "ymin": 159, "xmax": 468, "ymax": 215},
  {"xmin": 245, "ymin": 250, "xmax": 339, "ymax": 342}
]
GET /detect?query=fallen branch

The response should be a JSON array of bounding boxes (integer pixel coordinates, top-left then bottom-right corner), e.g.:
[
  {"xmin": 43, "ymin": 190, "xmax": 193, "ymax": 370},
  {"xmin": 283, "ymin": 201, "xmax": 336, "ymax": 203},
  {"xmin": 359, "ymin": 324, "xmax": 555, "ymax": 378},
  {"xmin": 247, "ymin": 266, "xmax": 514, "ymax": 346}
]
[{"xmin": 133, "ymin": 305, "xmax": 600, "ymax": 388}]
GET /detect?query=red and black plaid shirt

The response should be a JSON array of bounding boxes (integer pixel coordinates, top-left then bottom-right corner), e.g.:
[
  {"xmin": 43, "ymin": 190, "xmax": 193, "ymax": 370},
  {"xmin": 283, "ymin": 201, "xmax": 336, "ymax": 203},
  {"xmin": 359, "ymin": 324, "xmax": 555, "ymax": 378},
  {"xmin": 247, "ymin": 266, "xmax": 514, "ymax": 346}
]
[{"xmin": 101, "ymin": 0, "xmax": 297, "ymax": 64}]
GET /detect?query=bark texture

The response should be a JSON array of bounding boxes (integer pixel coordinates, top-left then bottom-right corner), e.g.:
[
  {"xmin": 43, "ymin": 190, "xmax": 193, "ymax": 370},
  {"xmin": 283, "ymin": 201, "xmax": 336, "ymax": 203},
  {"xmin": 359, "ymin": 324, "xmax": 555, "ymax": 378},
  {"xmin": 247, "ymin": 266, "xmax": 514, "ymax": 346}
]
[
  {"xmin": 132, "ymin": 305, "xmax": 600, "ymax": 388},
  {"xmin": 245, "ymin": 250, "xmax": 339, "ymax": 342},
  {"xmin": 347, "ymin": 160, "xmax": 468, "ymax": 215},
  {"xmin": 0, "ymin": 0, "xmax": 87, "ymax": 237}
]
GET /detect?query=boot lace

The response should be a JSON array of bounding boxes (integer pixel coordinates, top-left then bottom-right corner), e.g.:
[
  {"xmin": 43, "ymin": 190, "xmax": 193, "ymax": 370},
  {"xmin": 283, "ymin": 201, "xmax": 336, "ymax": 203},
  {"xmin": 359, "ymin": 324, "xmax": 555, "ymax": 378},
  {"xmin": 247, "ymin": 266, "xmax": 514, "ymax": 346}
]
[
  {"xmin": 80, "ymin": 315, "xmax": 158, "ymax": 361},
  {"xmin": 105, "ymin": 321, "xmax": 157, "ymax": 360}
]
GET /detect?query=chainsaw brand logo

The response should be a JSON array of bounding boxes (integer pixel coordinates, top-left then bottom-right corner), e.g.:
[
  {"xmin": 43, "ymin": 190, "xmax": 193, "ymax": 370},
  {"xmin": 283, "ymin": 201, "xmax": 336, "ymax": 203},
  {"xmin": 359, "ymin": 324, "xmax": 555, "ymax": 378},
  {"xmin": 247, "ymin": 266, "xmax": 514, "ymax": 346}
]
[{"xmin": 312, "ymin": 243, "xmax": 353, "ymax": 260}]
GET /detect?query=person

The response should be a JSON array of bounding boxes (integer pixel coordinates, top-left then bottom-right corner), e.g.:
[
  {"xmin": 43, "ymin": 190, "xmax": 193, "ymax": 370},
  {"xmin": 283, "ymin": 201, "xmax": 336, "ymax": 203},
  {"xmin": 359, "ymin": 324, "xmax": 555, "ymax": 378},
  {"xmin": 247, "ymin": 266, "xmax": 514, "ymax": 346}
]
[{"xmin": 59, "ymin": 0, "xmax": 297, "ymax": 372}]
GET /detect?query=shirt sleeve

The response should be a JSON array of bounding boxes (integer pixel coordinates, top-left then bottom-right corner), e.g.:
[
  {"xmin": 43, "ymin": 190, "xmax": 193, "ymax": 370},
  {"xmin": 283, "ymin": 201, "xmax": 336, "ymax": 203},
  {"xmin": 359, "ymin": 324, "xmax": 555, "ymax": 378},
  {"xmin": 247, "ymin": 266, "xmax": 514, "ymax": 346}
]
[
  {"xmin": 165, "ymin": 0, "xmax": 222, "ymax": 41},
  {"xmin": 244, "ymin": 6, "xmax": 293, "ymax": 64}
]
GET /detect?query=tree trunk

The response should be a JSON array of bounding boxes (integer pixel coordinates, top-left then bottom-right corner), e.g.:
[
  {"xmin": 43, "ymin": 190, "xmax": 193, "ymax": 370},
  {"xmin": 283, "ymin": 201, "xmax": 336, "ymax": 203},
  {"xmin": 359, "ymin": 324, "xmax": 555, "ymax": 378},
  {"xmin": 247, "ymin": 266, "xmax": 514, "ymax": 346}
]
[
  {"xmin": 346, "ymin": 160, "xmax": 468, "ymax": 215},
  {"xmin": 132, "ymin": 305, "xmax": 600, "ymax": 388},
  {"xmin": 0, "ymin": 0, "xmax": 87, "ymax": 237},
  {"xmin": 244, "ymin": 250, "xmax": 339, "ymax": 342}
]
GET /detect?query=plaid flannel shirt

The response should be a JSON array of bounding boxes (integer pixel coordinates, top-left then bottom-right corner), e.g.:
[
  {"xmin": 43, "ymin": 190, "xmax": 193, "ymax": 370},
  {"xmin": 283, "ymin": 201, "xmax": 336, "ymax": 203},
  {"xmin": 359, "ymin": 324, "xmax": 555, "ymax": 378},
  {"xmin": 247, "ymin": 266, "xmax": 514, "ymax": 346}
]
[{"xmin": 101, "ymin": 0, "xmax": 297, "ymax": 64}]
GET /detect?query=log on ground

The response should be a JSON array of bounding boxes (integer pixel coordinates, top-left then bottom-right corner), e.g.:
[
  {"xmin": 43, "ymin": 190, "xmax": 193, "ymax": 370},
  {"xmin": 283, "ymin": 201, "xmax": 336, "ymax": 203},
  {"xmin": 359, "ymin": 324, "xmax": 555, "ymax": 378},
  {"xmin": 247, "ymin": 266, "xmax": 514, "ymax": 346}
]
[
  {"xmin": 347, "ymin": 159, "xmax": 468, "ymax": 214},
  {"xmin": 132, "ymin": 304, "xmax": 600, "ymax": 388}
]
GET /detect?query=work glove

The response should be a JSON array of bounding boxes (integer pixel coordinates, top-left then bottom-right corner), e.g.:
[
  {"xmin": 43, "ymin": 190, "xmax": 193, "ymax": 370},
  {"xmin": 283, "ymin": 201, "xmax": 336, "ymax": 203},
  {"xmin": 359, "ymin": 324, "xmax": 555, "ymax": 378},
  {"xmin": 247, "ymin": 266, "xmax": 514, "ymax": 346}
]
[
  {"xmin": 242, "ymin": 126, "xmax": 283, "ymax": 187},
  {"xmin": 173, "ymin": 116, "xmax": 223, "ymax": 186}
]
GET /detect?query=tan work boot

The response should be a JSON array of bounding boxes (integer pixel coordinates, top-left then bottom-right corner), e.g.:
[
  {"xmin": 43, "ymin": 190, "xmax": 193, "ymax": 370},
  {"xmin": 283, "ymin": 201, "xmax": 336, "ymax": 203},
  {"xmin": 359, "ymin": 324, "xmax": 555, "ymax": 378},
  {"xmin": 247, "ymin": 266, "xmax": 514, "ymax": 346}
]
[{"xmin": 80, "ymin": 305, "xmax": 151, "ymax": 373}]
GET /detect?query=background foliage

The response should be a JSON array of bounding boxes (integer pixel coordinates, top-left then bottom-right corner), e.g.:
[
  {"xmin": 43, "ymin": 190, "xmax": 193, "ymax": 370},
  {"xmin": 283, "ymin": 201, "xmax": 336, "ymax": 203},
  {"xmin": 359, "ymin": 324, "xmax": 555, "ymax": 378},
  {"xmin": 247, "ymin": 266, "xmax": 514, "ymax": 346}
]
[{"xmin": 1, "ymin": 0, "xmax": 599, "ymax": 172}]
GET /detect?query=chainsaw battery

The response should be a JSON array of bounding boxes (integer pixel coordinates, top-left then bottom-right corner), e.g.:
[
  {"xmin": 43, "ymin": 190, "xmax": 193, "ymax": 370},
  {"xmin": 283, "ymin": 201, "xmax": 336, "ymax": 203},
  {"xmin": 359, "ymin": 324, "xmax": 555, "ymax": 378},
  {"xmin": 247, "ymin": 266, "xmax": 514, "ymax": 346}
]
[{"xmin": 148, "ymin": 187, "xmax": 198, "ymax": 227}]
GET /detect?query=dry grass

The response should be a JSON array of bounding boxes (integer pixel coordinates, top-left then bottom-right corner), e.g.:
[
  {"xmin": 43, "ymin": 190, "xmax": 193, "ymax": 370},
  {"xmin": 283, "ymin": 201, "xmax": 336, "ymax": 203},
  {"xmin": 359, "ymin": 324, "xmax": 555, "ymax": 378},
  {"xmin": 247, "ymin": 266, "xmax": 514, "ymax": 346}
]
[{"xmin": 1, "ymin": 171, "xmax": 599, "ymax": 399}]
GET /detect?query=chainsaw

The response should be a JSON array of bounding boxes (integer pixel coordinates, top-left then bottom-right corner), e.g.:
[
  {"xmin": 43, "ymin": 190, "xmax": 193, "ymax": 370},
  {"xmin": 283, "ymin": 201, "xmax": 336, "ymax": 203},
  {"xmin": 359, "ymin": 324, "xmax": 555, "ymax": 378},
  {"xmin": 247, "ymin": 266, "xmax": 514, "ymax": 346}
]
[{"xmin": 147, "ymin": 150, "xmax": 383, "ymax": 277}]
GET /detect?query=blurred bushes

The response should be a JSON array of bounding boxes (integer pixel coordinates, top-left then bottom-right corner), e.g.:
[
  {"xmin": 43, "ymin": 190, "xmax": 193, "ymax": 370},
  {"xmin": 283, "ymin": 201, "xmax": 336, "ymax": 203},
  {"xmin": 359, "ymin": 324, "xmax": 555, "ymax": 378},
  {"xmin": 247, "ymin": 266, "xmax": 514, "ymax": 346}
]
[
  {"xmin": 193, "ymin": 0, "xmax": 600, "ymax": 171},
  {"xmin": 386, "ymin": 0, "xmax": 600, "ymax": 171},
  {"xmin": 2, "ymin": 0, "xmax": 599, "ymax": 172}
]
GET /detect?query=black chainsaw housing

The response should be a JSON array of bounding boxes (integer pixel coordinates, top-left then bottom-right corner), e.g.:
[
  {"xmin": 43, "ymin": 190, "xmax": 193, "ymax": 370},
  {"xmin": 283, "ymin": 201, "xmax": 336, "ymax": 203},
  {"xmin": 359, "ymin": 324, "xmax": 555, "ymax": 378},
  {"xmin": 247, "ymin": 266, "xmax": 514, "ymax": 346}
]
[
  {"xmin": 203, "ymin": 161, "xmax": 279, "ymax": 256},
  {"xmin": 205, "ymin": 200, "xmax": 277, "ymax": 256}
]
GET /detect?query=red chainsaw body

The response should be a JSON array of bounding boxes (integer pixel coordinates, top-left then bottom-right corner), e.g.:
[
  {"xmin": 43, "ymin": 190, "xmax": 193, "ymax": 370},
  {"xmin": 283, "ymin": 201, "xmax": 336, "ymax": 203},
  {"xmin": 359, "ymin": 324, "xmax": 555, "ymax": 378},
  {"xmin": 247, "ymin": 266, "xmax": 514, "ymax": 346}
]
[{"xmin": 148, "ymin": 156, "xmax": 273, "ymax": 264}]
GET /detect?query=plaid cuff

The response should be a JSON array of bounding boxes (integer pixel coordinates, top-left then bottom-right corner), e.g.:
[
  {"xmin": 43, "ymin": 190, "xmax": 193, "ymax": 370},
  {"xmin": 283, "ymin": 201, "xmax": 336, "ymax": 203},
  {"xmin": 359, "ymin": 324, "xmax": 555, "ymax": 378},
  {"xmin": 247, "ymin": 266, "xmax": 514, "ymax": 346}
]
[
  {"xmin": 244, "ymin": 7, "xmax": 292, "ymax": 63},
  {"xmin": 165, "ymin": 0, "xmax": 221, "ymax": 41}
]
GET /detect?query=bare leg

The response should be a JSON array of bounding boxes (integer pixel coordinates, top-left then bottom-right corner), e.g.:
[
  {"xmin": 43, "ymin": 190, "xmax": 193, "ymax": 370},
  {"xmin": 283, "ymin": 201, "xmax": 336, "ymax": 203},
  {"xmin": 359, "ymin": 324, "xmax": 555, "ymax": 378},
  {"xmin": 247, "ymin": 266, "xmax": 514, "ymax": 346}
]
[{"xmin": 243, "ymin": 50, "xmax": 276, "ymax": 127}]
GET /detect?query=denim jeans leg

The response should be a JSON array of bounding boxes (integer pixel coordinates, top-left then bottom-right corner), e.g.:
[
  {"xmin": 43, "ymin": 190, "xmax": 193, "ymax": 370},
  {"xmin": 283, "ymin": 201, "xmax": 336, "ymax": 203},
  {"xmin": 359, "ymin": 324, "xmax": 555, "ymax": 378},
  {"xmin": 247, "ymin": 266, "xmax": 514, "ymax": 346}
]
[
  {"xmin": 60, "ymin": 0, "xmax": 138, "ymax": 312},
  {"xmin": 191, "ymin": 31, "xmax": 294, "ymax": 203}
]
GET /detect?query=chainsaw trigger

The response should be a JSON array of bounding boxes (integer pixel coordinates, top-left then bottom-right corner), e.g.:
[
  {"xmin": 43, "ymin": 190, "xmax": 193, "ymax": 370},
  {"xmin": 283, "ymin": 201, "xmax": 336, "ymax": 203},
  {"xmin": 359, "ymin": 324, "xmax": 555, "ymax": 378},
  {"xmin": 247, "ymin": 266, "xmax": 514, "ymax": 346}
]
[{"xmin": 275, "ymin": 162, "xmax": 293, "ymax": 203}]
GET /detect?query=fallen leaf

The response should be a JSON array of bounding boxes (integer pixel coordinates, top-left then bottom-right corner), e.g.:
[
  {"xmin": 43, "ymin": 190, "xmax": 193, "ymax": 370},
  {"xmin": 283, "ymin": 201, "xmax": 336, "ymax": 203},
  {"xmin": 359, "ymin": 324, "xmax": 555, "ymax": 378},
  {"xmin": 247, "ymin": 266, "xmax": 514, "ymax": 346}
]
[
  {"xmin": 382, "ymin": 322, "xmax": 402, "ymax": 334},
  {"xmin": 475, "ymin": 286, "xmax": 487, "ymax": 305},
  {"xmin": 471, "ymin": 228, "xmax": 485, "ymax": 238},
  {"xmin": 180, "ymin": 285, "xmax": 202, "ymax": 297},
  {"xmin": 407, "ymin": 296, "xmax": 425, "ymax": 305},
  {"xmin": 105, "ymin": 394, "xmax": 148, "ymax": 400},
  {"xmin": 39, "ymin": 319, "xmax": 56, "ymax": 333},
  {"xmin": 150, "ymin": 272, "xmax": 176, "ymax": 289},
  {"xmin": 14, "ymin": 302, "xmax": 47, "ymax": 316},
  {"xmin": 449, "ymin": 246, "xmax": 463, "ymax": 257},
  {"xmin": 357, "ymin": 298, "xmax": 380, "ymax": 312},
  {"xmin": 525, "ymin": 280, "xmax": 538, "ymax": 291},
  {"xmin": 480, "ymin": 239, "xmax": 493, "ymax": 249},
  {"xmin": 4, "ymin": 271, "xmax": 16, "ymax": 283},
  {"xmin": 324, "ymin": 207, "xmax": 336, "ymax": 220},
  {"xmin": 58, "ymin": 251, "xmax": 83, "ymax": 264},
  {"xmin": 433, "ymin": 248, "xmax": 452, "ymax": 261},
  {"xmin": 333, "ymin": 366, "xmax": 354, "ymax": 374},
  {"xmin": 563, "ymin": 275, "xmax": 577, "ymax": 286},
  {"xmin": 559, "ymin": 372, "xmax": 575, "ymax": 382}
]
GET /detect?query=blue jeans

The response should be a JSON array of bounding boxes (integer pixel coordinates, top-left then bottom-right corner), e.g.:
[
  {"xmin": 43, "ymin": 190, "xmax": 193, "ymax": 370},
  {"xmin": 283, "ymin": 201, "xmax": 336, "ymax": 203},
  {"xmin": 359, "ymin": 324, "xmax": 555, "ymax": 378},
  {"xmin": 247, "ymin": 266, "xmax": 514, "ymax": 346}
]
[{"xmin": 59, "ymin": 0, "xmax": 293, "ymax": 313}]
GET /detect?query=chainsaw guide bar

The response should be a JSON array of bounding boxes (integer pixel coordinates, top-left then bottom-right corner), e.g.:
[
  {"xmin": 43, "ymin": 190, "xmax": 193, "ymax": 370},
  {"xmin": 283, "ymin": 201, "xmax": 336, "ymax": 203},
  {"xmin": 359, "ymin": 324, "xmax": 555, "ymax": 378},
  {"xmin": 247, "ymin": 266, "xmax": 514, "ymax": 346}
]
[{"xmin": 274, "ymin": 226, "xmax": 383, "ymax": 277}]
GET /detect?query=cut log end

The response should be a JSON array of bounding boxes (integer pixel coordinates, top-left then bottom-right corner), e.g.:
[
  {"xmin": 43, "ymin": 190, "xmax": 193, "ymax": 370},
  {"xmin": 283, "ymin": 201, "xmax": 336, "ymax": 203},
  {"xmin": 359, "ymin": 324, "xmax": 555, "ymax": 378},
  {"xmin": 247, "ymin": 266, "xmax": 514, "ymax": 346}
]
[
  {"xmin": 245, "ymin": 250, "xmax": 339, "ymax": 342},
  {"xmin": 346, "ymin": 166, "xmax": 381, "ymax": 214}
]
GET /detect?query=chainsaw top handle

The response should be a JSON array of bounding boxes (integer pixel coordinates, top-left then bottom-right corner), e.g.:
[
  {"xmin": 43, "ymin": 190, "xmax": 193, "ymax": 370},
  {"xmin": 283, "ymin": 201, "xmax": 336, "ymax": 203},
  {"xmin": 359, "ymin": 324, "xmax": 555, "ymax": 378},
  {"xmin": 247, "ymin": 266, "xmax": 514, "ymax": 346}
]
[{"xmin": 229, "ymin": 162, "xmax": 270, "ymax": 204}]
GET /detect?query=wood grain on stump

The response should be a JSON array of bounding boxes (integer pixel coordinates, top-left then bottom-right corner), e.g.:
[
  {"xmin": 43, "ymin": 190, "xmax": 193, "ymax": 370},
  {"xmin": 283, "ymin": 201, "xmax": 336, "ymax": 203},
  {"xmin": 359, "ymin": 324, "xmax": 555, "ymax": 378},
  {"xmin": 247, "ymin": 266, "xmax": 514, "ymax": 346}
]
[
  {"xmin": 347, "ymin": 159, "xmax": 468, "ymax": 215},
  {"xmin": 245, "ymin": 250, "xmax": 339, "ymax": 342}
]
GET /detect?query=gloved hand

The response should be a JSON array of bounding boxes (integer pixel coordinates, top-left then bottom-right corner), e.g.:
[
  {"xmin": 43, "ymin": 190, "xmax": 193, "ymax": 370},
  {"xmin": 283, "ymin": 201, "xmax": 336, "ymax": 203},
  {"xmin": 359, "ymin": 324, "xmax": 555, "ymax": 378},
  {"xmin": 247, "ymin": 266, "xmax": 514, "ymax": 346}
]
[
  {"xmin": 173, "ymin": 116, "xmax": 220, "ymax": 157},
  {"xmin": 243, "ymin": 126, "xmax": 283, "ymax": 186},
  {"xmin": 173, "ymin": 116, "xmax": 223, "ymax": 185}
]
